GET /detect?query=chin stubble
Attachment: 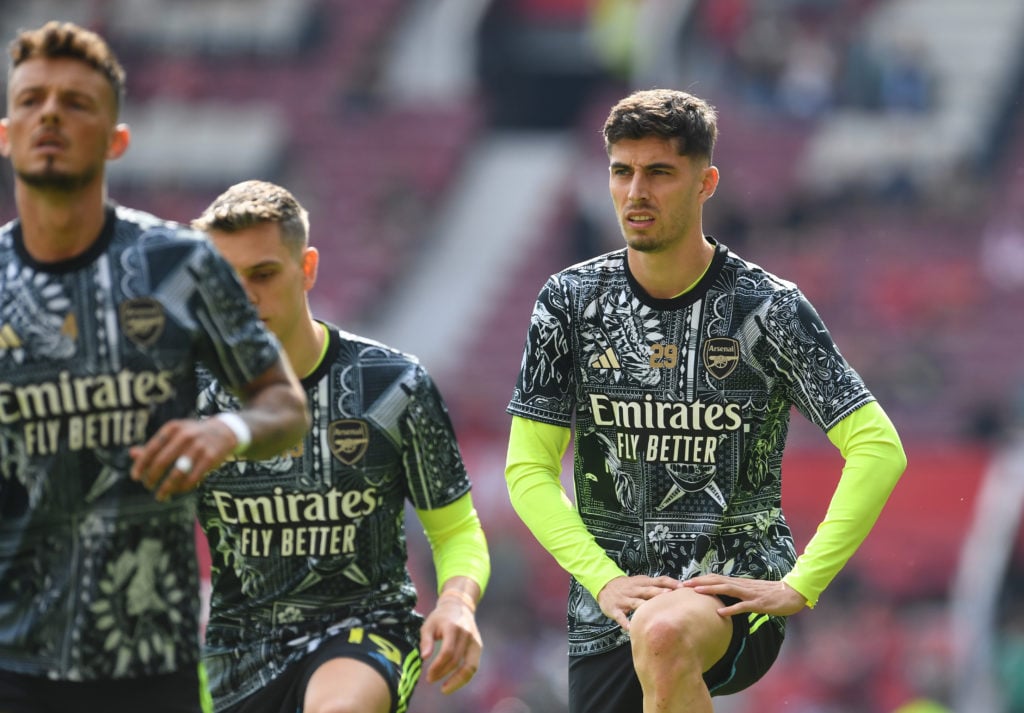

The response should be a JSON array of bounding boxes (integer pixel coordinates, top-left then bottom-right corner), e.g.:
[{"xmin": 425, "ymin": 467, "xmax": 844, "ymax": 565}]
[{"xmin": 17, "ymin": 160, "xmax": 98, "ymax": 192}]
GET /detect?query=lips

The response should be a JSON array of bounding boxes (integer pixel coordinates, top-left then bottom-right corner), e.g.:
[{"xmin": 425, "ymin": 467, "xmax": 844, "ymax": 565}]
[
  {"xmin": 32, "ymin": 131, "xmax": 66, "ymax": 151},
  {"xmin": 625, "ymin": 210, "xmax": 655, "ymax": 226}
]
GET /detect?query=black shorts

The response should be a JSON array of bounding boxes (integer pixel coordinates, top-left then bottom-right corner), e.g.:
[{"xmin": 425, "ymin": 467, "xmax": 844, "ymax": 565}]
[
  {"xmin": 223, "ymin": 626, "xmax": 422, "ymax": 713},
  {"xmin": 568, "ymin": 604, "xmax": 786, "ymax": 713},
  {"xmin": 0, "ymin": 667, "xmax": 208, "ymax": 713}
]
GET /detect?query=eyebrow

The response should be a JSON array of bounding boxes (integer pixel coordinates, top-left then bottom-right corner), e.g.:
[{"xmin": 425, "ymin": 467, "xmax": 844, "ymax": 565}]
[
  {"xmin": 13, "ymin": 84, "xmax": 99, "ymax": 104},
  {"xmin": 242, "ymin": 260, "xmax": 282, "ymax": 272},
  {"xmin": 609, "ymin": 160, "xmax": 677, "ymax": 172}
]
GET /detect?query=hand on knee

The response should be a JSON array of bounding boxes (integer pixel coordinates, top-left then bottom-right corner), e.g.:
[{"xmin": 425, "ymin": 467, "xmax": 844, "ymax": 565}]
[{"xmin": 628, "ymin": 588, "xmax": 733, "ymax": 686}]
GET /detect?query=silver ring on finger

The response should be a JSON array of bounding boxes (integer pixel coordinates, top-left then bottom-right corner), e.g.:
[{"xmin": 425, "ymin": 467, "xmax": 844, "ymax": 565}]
[{"xmin": 174, "ymin": 455, "xmax": 194, "ymax": 474}]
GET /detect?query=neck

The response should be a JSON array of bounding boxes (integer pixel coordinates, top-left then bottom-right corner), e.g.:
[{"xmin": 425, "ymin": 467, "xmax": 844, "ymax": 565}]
[
  {"xmin": 628, "ymin": 236, "xmax": 716, "ymax": 299},
  {"xmin": 285, "ymin": 314, "xmax": 326, "ymax": 379},
  {"xmin": 15, "ymin": 181, "xmax": 108, "ymax": 262}
]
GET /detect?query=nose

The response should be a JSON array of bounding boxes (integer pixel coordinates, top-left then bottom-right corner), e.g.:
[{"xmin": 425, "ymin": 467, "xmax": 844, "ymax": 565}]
[
  {"xmin": 627, "ymin": 174, "xmax": 649, "ymax": 202},
  {"xmin": 39, "ymin": 94, "xmax": 61, "ymax": 125}
]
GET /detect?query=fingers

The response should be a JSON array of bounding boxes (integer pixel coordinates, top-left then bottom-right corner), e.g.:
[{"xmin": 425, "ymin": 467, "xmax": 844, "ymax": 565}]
[
  {"xmin": 648, "ymin": 575, "xmax": 685, "ymax": 590},
  {"xmin": 610, "ymin": 607, "xmax": 632, "ymax": 631},
  {"xmin": 129, "ymin": 420, "xmax": 227, "ymax": 501},
  {"xmin": 420, "ymin": 611, "xmax": 482, "ymax": 694},
  {"xmin": 438, "ymin": 655, "xmax": 480, "ymax": 694},
  {"xmin": 419, "ymin": 622, "xmax": 436, "ymax": 661},
  {"xmin": 598, "ymin": 575, "xmax": 683, "ymax": 629},
  {"xmin": 428, "ymin": 634, "xmax": 481, "ymax": 694},
  {"xmin": 424, "ymin": 625, "xmax": 466, "ymax": 681},
  {"xmin": 153, "ymin": 451, "xmax": 211, "ymax": 502},
  {"xmin": 685, "ymin": 575, "xmax": 753, "ymax": 613},
  {"xmin": 684, "ymin": 575, "xmax": 807, "ymax": 617}
]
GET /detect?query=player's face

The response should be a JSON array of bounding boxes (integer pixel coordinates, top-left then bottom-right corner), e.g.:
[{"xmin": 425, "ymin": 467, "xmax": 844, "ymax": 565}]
[
  {"xmin": 0, "ymin": 56, "xmax": 127, "ymax": 191},
  {"xmin": 608, "ymin": 136, "xmax": 717, "ymax": 254},
  {"xmin": 207, "ymin": 222, "xmax": 316, "ymax": 348}
]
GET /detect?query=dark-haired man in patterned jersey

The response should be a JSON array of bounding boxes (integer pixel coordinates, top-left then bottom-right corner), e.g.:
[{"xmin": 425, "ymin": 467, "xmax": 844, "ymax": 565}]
[
  {"xmin": 505, "ymin": 88, "xmax": 907, "ymax": 713},
  {"xmin": 191, "ymin": 180, "xmax": 490, "ymax": 713},
  {"xmin": 0, "ymin": 21, "xmax": 308, "ymax": 713}
]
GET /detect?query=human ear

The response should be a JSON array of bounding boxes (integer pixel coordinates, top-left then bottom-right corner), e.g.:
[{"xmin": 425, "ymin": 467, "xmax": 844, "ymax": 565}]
[
  {"xmin": 107, "ymin": 123, "xmax": 131, "ymax": 160},
  {"xmin": 302, "ymin": 246, "xmax": 319, "ymax": 290}
]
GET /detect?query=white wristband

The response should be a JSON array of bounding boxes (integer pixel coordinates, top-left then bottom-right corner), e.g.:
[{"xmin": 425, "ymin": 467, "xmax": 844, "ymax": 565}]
[{"xmin": 215, "ymin": 412, "xmax": 252, "ymax": 454}]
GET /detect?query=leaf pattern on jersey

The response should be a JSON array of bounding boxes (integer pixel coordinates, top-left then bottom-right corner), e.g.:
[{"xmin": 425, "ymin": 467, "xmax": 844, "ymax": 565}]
[
  {"xmin": 0, "ymin": 263, "xmax": 75, "ymax": 364},
  {"xmin": 590, "ymin": 429, "xmax": 635, "ymax": 513},
  {"xmin": 741, "ymin": 396, "xmax": 788, "ymax": 493},
  {"xmin": 90, "ymin": 536, "xmax": 186, "ymax": 676},
  {"xmin": 581, "ymin": 290, "xmax": 662, "ymax": 386},
  {"xmin": 719, "ymin": 509, "xmax": 794, "ymax": 581},
  {"xmin": 0, "ymin": 433, "xmax": 47, "ymax": 508},
  {"xmin": 523, "ymin": 300, "xmax": 570, "ymax": 393},
  {"xmin": 205, "ymin": 516, "xmax": 265, "ymax": 597}
]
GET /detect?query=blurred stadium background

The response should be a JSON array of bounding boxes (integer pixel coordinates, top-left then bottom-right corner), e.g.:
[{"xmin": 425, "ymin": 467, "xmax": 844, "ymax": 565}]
[{"xmin": 3, "ymin": 0, "xmax": 1024, "ymax": 710}]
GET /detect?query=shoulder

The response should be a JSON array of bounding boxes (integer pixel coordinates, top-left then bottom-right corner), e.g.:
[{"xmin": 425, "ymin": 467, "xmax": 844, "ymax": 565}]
[
  {"xmin": 332, "ymin": 325, "xmax": 422, "ymax": 368},
  {"xmin": 540, "ymin": 250, "xmax": 627, "ymax": 303},
  {"xmin": 721, "ymin": 245, "xmax": 799, "ymax": 298},
  {"xmin": 113, "ymin": 204, "xmax": 211, "ymax": 252},
  {"xmin": 555, "ymin": 248, "xmax": 626, "ymax": 281}
]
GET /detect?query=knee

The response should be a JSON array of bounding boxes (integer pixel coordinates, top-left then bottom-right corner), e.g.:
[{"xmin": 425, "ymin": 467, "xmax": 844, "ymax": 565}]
[
  {"xmin": 626, "ymin": 598, "xmax": 708, "ymax": 676},
  {"xmin": 630, "ymin": 605, "xmax": 699, "ymax": 666}
]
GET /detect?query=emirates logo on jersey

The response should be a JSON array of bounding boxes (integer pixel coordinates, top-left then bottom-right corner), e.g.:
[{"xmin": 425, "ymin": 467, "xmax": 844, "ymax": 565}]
[
  {"xmin": 328, "ymin": 419, "xmax": 369, "ymax": 465},
  {"xmin": 120, "ymin": 298, "xmax": 166, "ymax": 348},
  {"xmin": 702, "ymin": 337, "xmax": 739, "ymax": 380}
]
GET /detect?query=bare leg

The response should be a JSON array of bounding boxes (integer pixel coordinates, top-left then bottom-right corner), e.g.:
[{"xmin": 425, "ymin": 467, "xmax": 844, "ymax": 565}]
[
  {"xmin": 303, "ymin": 657, "xmax": 392, "ymax": 713},
  {"xmin": 629, "ymin": 587, "xmax": 733, "ymax": 713}
]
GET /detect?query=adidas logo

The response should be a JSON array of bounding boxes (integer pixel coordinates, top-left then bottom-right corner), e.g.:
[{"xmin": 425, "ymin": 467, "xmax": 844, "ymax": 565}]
[
  {"xmin": 589, "ymin": 347, "xmax": 620, "ymax": 369},
  {"xmin": 0, "ymin": 324, "xmax": 22, "ymax": 350}
]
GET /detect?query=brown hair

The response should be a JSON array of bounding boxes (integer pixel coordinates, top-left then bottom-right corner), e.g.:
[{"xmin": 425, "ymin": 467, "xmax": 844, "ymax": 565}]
[
  {"xmin": 8, "ymin": 21, "xmax": 126, "ymax": 113},
  {"xmin": 603, "ymin": 89, "xmax": 718, "ymax": 163},
  {"xmin": 193, "ymin": 180, "xmax": 311, "ymax": 259}
]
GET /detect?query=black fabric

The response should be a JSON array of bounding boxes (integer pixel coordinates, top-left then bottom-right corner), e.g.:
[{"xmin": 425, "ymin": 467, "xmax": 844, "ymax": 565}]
[
  {"xmin": 568, "ymin": 600, "xmax": 785, "ymax": 712},
  {"xmin": 222, "ymin": 625, "xmax": 420, "ymax": 713},
  {"xmin": 0, "ymin": 668, "xmax": 203, "ymax": 713}
]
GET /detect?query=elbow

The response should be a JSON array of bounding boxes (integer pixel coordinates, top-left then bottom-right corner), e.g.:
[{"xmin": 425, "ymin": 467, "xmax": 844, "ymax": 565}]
[
  {"xmin": 886, "ymin": 431, "xmax": 908, "ymax": 477},
  {"xmin": 881, "ymin": 437, "xmax": 908, "ymax": 493},
  {"xmin": 895, "ymin": 442, "xmax": 908, "ymax": 475}
]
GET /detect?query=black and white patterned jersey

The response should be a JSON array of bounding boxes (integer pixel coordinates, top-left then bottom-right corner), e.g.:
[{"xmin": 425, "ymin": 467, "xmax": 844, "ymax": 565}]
[
  {"xmin": 196, "ymin": 324, "xmax": 471, "ymax": 710},
  {"xmin": 0, "ymin": 205, "xmax": 282, "ymax": 681},
  {"xmin": 507, "ymin": 241, "xmax": 874, "ymax": 656}
]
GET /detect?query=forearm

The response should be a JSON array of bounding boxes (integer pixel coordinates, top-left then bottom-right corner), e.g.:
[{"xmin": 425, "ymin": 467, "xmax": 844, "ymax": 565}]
[
  {"xmin": 506, "ymin": 416, "xmax": 626, "ymax": 599},
  {"xmin": 783, "ymin": 401, "xmax": 907, "ymax": 606},
  {"xmin": 418, "ymin": 494, "xmax": 491, "ymax": 597}
]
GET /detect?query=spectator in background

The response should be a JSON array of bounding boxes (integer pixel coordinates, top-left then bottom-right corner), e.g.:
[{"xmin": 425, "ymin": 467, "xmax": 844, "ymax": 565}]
[
  {"xmin": 504, "ymin": 88, "xmax": 906, "ymax": 713},
  {"xmin": 877, "ymin": 38, "xmax": 935, "ymax": 114},
  {"xmin": 0, "ymin": 21, "xmax": 308, "ymax": 713},
  {"xmin": 777, "ymin": 22, "xmax": 838, "ymax": 119},
  {"xmin": 192, "ymin": 180, "xmax": 490, "ymax": 713}
]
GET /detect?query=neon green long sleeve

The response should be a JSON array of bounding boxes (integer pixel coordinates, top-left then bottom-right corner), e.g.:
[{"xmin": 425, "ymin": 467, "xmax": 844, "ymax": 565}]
[
  {"xmin": 782, "ymin": 401, "xmax": 907, "ymax": 606},
  {"xmin": 505, "ymin": 416, "xmax": 626, "ymax": 599},
  {"xmin": 416, "ymin": 493, "xmax": 491, "ymax": 596}
]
